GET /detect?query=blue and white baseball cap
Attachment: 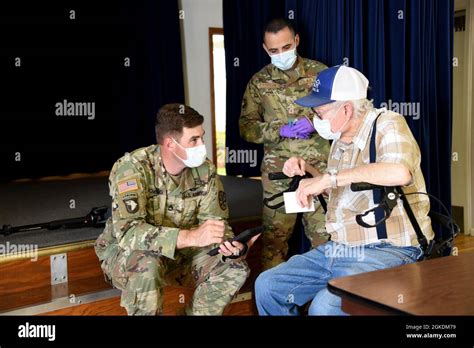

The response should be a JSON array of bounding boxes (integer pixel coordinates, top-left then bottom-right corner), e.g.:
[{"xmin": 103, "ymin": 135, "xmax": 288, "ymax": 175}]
[{"xmin": 295, "ymin": 65, "xmax": 369, "ymax": 108}]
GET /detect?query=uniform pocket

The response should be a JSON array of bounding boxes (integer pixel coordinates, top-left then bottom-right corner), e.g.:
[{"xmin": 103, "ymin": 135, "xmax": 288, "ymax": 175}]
[
  {"xmin": 148, "ymin": 195, "xmax": 162, "ymax": 225},
  {"xmin": 180, "ymin": 199, "xmax": 198, "ymax": 228},
  {"xmin": 107, "ymin": 248, "xmax": 129, "ymax": 290}
]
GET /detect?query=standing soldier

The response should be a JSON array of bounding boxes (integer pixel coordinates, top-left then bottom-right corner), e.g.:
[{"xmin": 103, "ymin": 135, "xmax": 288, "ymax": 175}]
[
  {"xmin": 95, "ymin": 104, "xmax": 258, "ymax": 315},
  {"xmin": 239, "ymin": 18, "xmax": 330, "ymax": 270}
]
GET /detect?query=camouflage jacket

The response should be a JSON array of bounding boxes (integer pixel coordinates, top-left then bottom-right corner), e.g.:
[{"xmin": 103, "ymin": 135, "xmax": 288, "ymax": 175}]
[
  {"xmin": 239, "ymin": 56, "xmax": 330, "ymax": 173},
  {"xmin": 95, "ymin": 145, "xmax": 232, "ymax": 262}
]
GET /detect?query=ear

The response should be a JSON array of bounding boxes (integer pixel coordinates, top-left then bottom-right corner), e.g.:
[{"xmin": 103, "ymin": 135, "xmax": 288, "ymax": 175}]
[
  {"xmin": 163, "ymin": 136, "xmax": 175, "ymax": 151},
  {"xmin": 262, "ymin": 42, "xmax": 269, "ymax": 55},
  {"xmin": 295, "ymin": 33, "xmax": 300, "ymax": 47},
  {"xmin": 344, "ymin": 102, "xmax": 354, "ymax": 118}
]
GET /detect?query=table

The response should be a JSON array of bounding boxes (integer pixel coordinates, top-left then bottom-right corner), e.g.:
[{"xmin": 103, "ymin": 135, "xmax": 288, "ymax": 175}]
[{"xmin": 328, "ymin": 252, "xmax": 474, "ymax": 315}]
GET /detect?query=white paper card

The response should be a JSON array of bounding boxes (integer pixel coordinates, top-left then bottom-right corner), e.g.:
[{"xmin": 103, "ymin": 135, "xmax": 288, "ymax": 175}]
[{"xmin": 283, "ymin": 191, "xmax": 315, "ymax": 214}]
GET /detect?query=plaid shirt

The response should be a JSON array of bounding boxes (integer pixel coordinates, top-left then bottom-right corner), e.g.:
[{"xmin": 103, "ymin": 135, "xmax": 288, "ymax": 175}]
[{"xmin": 326, "ymin": 108, "xmax": 434, "ymax": 247}]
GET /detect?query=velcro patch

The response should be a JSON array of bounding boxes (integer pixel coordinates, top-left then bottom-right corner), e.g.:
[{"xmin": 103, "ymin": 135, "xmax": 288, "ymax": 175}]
[
  {"xmin": 218, "ymin": 191, "xmax": 227, "ymax": 211},
  {"xmin": 256, "ymin": 82, "xmax": 280, "ymax": 89},
  {"xmin": 118, "ymin": 179, "xmax": 138, "ymax": 194}
]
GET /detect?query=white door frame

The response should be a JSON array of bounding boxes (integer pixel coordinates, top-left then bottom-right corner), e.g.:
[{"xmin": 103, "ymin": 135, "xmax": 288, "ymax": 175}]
[{"xmin": 464, "ymin": 1, "xmax": 473, "ymax": 236}]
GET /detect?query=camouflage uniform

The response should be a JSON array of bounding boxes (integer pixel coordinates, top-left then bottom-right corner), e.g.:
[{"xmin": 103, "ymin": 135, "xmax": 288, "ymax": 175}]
[
  {"xmin": 239, "ymin": 56, "xmax": 330, "ymax": 270},
  {"xmin": 95, "ymin": 145, "xmax": 249, "ymax": 315}
]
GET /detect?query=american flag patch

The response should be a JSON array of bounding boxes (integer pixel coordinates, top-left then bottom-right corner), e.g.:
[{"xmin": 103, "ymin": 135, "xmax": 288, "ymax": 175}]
[{"xmin": 117, "ymin": 179, "xmax": 138, "ymax": 194}]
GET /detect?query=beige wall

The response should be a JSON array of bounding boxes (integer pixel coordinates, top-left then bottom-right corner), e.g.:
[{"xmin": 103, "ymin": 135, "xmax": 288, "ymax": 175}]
[
  {"xmin": 452, "ymin": 0, "xmax": 473, "ymax": 235},
  {"xmin": 452, "ymin": 29, "xmax": 467, "ymax": 209},
  {"xmin": 179, "ymin": 0, "xmax": 223, "ymax": 158},
  {"xmin": 470, "ymin": 3, "xmax": 474, "ymax": 235}
]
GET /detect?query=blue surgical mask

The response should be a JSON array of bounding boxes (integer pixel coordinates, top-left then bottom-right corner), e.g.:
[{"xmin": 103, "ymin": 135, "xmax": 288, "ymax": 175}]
[{"xmin": 270, "ymin": 48, "xmax": 297, "ymax": 71}]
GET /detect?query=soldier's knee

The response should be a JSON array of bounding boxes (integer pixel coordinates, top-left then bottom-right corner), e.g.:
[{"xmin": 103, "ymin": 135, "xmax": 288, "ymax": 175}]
[
  {"xmin": 226, "ymin": 260, "xmax": 250, "ymax": 282},
  {"xmin": 126, "ymin": 253, "xmax": 166, "ymax": 289},
  {"xmin": 141, "ymin": 257, "xmax": 164, "ymax": 279}
]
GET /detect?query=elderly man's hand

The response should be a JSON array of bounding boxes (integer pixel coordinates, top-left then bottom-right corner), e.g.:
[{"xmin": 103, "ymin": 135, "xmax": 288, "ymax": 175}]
[
  {"xmin": 282, "ymin": 157, "xmax": 306, "ymax": 177},
  {"xmin": 295, "ymin": 174, "xmax": 331, "ymax": 208}
]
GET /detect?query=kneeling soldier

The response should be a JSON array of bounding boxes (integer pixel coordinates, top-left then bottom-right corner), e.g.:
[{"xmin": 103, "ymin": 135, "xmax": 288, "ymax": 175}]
[{"xmin": 95, "ymin": 104, "xmax": 258, "ymax": 315}]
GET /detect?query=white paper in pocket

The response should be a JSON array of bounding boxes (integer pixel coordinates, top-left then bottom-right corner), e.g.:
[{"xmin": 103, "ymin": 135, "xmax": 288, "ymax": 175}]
[{"xmin": 283, "ymin": 191, "xmax": 315, "ymax": 214}]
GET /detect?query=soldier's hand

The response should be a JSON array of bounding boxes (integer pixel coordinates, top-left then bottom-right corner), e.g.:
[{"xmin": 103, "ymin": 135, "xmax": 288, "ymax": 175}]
[
  {"xmin": 293, "ymin": 117, "xmax": 315, "ymax": 135},
  {"xmin": 218, "ymin": 234, "xmax": 260, "ymax": 260},
  {"xmin": 190, "ymin": 220, "xmax": 225, "ymax": 247},
  {"xmin": 283, "ymin": 157, "xmax": 306, "ymax": 177},
  {"xmin": 218, "ymin": 240, "xmax": 246, "ymax": 258}
]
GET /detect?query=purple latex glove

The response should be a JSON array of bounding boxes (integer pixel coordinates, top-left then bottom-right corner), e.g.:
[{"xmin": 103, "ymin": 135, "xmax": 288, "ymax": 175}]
[
  {"xmin": 279, "ymin": 124, "xmax": 299, "ymax": 138},
  {"xmin": 292, "ymin": 117, "xmax": 315, "ymax": 135},
  {"xmin": 295, "ymin": 131, "xmax": 311, "ymax": 139}
]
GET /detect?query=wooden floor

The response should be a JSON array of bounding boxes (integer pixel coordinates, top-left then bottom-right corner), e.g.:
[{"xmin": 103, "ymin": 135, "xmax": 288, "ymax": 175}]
[
  {"xmin": 0, "ymin": 218, "xmax": 263, "ymax": 316},
  {"xmin": 42, "ymin": 288, "xmax": 255, "ymax": 316},
  {"xmin": 41, "ymin": 232, "xmax": 263, "ymax": 316},
  {"xmin": 41, "ymin": 236, "xmax": 263, "ymax": 316},
  {"xmin": 1, "ymin": 232, "xmax": 473, "ymax": 316},
  {"xmin": 453, "ymin": 232, "xmax": 474, "ymax": 253}
]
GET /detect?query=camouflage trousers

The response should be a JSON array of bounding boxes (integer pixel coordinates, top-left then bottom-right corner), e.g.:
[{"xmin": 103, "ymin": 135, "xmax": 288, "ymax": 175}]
[
  {"xmin": 261, "ymin": 172, "xmax": 329, "ymax": 270},
  {"xmin": 101, "ymin": 245, "xmax": 250, "ymax": 316}
]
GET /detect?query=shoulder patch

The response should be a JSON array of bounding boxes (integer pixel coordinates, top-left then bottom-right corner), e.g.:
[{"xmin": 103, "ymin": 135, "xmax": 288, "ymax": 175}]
[
  {"xmin": 121, "ymin": 192, "xmax": 138, "ymax": 200},
  {"xmin": 118, "ymin": 178, "xmax": 138, "ymax": 194},
  {"xmin": 218, "ymin": 191, "xmax": 227, "ymax": 211},
  {"xmin": 123, "ymin": 197, "xmax": 139, "ymax": 214}
]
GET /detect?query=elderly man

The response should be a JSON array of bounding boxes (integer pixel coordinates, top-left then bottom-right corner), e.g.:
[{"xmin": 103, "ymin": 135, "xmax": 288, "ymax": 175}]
[{"xmin": 254, "ymin": 66, "xmax": 434, "ymax": 315}]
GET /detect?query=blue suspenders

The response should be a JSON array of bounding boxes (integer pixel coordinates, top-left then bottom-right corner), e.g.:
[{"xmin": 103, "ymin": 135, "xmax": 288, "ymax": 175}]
[{"xmin": 369, "ymin": 113, "xmax": 388, "ymax": 240}]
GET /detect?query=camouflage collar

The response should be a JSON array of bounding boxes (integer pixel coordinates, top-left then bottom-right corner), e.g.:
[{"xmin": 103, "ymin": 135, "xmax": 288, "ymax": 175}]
[
  {"xmin": 154, "ymin": 146, "xmax": 197, "ymax": 193},
  {"xmin": 269, "ymin": 55, "xmax": 307, "ymax": 84},
  {"xmin": 154, "ymin": 145, "xmax": 166, "ymax": 179}
]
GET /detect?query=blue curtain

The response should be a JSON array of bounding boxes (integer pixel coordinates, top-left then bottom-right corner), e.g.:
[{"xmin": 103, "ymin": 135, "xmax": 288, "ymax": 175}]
[
  {"xmin": 223, "ymin": 0, "xmax": 286, "ymax": 177},
  {"xmin": 224, "ymin": 0, "xmax": 454, "ymax": 247},
  {"xmin": 120, "ymin": 0, "xmax": 185, "ymax": 154}
]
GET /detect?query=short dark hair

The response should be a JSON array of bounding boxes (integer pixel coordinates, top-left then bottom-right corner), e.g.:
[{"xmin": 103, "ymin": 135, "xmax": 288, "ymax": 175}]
[
  {"xmin": 263, "ymin": 18, "xmax": 296, "ymax": 42},
  {"xmin": 155, "ymin": 103, "xmax": 204, "ymax": 144}
]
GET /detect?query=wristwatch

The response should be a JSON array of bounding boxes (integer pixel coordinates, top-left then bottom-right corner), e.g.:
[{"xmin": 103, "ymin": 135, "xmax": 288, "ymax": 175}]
[{"xmin": 329, "ymin": 169, "xmax": 338, "ymax": 189}]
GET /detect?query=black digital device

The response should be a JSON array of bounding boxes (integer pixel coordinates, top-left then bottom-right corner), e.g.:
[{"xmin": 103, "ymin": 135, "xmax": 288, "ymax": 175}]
[{"xmin": 207, "ymin": 226, "xmax": 263, "ymax": 256}]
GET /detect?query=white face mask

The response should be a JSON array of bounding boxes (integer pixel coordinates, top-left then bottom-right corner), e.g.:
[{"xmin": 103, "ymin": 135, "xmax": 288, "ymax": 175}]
[
  {"xmin": 270, "ymin": 48, "xmax": 297, "ymax": 71},
  {"xmin": 172, "ymin": 138, "xmax": 207, "ymax": 168},
  {"xmin": 313, "ymin": 105, "xmax": 349, "ymax": 140}
]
